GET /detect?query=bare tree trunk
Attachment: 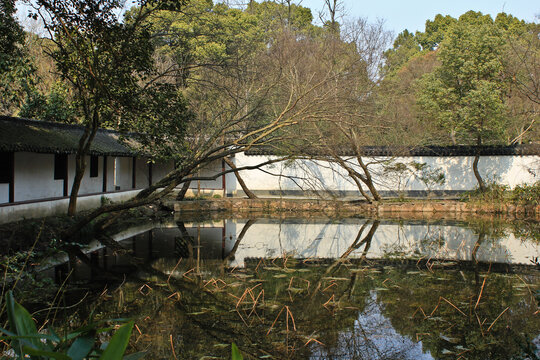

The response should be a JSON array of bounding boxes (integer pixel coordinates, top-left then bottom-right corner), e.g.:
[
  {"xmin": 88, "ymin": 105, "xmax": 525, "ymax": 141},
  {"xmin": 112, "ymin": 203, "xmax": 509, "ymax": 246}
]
[
  {"xmin": 176, "ymin": 180, "xmax": 192, "ymax": 201},
  {"xmin": 224, "ymin": 157, "xmax": 258, "ymax": 199},
  {"xmin": 356, "ymin": 156, "xmax": 381, "ymax": 201},
  {"xmin": 473, "ymin": 136, "xmax": 486, "ymax": 192},
  {"xmin": 68, "ymin": 110, "xmax": 99, "ymax": 215}
]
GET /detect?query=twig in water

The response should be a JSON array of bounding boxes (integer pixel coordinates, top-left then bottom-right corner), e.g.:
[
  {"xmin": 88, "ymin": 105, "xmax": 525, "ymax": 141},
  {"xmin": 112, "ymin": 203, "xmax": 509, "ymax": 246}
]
[
  {"xmin": 167, "ymin": 258, "xmax": 182, "ymax": 290},
  {"xmin": 487, "ymin": 307, "xmax": 509, "ymax": 332},
  {"xmin": 267, "ymin": 306, "xmax": 285, "ymax": 335},
  {"xmin": 475, "ymin": 276, "xmax": 487, "ymax": 310},
  {"xmin": 441, "ymin": 297, "xmax": 466, "ymax": 316},
  {"xmin": 170, "ymin": 334, "xmax": 178, "ymax": 360}
]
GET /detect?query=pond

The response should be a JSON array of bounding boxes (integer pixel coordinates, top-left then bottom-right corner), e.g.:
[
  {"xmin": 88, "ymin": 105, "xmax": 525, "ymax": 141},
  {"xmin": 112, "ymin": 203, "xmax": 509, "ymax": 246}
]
[{"xmin": 37, "ymin": 215, "xmax": 540, "ymax": 359}]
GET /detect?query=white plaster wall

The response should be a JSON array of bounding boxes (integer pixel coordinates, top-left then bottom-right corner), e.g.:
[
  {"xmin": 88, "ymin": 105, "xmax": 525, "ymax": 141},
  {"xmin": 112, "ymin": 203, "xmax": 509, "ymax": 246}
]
[
  {"xmin": 105, "ymin": 156, "xmax": 115, "ymax": 192},
  {"xmin": 115, "ymin": 157, "xmax": 133, "ymax": 190},
  {"xmin": 68, "ymin": 155, "xmax": 103, "ymax": 195},
  {"xmin": 135, "ymin": 158, "xmax": 150, "ymax": 188},
  {"xmin": 189, "ymin": 160, "xmax": 223, "ymax": 189},
  {"xmin": 14, "ymin": 152, "xmax": 63, "ymax": 201},
  {"xmin": 0, "ymin": 184, "xmax": 9, "ymax": 204},
  {"xmin": 229, "ymin": 219, "xmax": 540, "ymax": 267},
  {"xmin": 233, "ymin": 153, "xmax": 540, "ymax": 194},
  {"xmin": 0, "ymin": 189, "xmax": 142, "ymax": 224},
  {"xmin": 152, "ymin": 160, "xmax": 174, "ymax": 186}
]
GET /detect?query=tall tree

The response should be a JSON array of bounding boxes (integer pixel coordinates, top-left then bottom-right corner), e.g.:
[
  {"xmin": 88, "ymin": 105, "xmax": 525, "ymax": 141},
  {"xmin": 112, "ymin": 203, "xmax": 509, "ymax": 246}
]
[
  {"xmin": 417, "ymin": 20, "xmax": 508, "ymax": 191},
  {"xmin": 28, "ymin": 0, "xmax": 191, "ymax": 215},
  {"xmin": 0, "ymin": 0, "xmax": 35, "ymax": 114}
]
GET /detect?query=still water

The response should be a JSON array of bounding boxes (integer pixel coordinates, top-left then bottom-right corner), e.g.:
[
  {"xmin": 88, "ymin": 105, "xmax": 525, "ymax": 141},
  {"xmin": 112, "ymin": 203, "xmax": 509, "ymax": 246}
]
[{"xmin": 41, "ymin": 216, "xmax": 540, "ymax": 359}]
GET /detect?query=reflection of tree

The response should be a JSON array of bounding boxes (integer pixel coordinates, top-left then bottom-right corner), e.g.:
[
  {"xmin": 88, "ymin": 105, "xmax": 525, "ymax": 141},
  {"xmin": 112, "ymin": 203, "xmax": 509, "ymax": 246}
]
[
  {"xmin": 223, "ymin": 219, "xmax": 257, "ymax": 262},
  {"xmin": 47, "ymin": 217, "xmax": 539, "ymax": 359},
  {"xmin": 374, "ymin": 267, "xmax": 539, "ymax": 360}
]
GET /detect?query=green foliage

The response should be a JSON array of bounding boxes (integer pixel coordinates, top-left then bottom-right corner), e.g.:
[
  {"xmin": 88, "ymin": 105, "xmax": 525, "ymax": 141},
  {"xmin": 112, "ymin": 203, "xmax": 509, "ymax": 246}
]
[
  {"xmin": 417, "ymin": 19, "xmax": 508, "ymax": 146},
  {"xmin": 0, "ymin": 291, "xmax": 143, "ymax": 359},
  {"xmin": 381, "ymin": 29, "xmax": 421, "ymax": 76},
  {"xmin": 464, "ymin": 182, "xmax": 509, "ymax": 203},
  {"xmin": 511, "ymin": 182, "xmax": 540, "ymax": 205},
  {"xmin": 231, "ymin": 343, "xmax": 243, "ymax": 360},
  {"xmin": 20, "ymin": 82, "xmax": 78, "ymax": 123},
  {"xmin": 0, "ymin": 0, "xmax": 36, "ymax": 115}
]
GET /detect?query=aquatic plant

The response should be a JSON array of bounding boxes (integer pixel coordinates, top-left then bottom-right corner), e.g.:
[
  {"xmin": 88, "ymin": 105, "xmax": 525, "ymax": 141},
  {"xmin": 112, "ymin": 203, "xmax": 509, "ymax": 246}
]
[{"xmin": 0, "ymin": 291, "xmax": 143, "ymax": 359}]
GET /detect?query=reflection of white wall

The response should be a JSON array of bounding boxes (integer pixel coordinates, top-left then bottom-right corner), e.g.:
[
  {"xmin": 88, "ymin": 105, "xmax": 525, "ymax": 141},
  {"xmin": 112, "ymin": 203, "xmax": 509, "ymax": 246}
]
[
  {"xmin": 0, "ymin": 183, "xmax": 9, "ymax": 204},
  {"xmin": 229, "ymin": 219, "xmax": 540, "ymax": 267},
  {"xmin": 231, "ymin": 153, "xmax": 540, "ymax": 194}
]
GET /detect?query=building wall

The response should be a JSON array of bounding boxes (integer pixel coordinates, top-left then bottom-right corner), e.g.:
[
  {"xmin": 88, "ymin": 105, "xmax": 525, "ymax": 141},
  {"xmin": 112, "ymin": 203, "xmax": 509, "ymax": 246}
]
[
  {"xmin": 0, "ymin": 184, "xmax": 9, "ymax": 204},
  {"xmin": 0, "ymin": 189, "xmax": 142, "ymax": 224},
  {"xmin": 152, "ymin": 160, "xmax": 175, "ymax": 187},
  {"xmin": 188, "ymin": 160, "xmax": 224, "ymax": 190},
  {"xmin": 14, "ymin": 152, "xmax": 63, "ymax": 201},
  {"xmin": 68, "ymin": 155, "xmax": 104, "ymax": 195},
  {"xmin": 135, "ymin": 158, "xmax": 150, "ymax": 189},
  {"xmin": 115, "ymin": 157, "xmax": 134, "ymax": 191},
  {"xmin": 231, "ymin": 153, "xmax": 540, "ymax": 196}
]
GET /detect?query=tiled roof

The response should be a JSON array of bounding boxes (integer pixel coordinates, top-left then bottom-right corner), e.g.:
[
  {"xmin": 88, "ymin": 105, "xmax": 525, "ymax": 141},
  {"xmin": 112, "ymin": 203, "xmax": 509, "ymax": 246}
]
[
  {"xmin": 0, "ymin": 116, "xmax": 137, "ymax": 156},
  {"xmin": 245, "ymin": 144, "xmax": 540, "ymax": 157}
]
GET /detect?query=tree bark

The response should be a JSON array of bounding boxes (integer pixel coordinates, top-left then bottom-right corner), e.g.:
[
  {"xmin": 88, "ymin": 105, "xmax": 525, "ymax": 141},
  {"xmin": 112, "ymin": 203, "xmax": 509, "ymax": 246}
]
[
  {"xmin": 224, "ymin": 156, "xmax": 258, "ymax": 199},
  {"xmin": 356, "ymin": 156, "xmax": 381, "ymax": 201},
  {"xmin": 176, "ymin": 180, "xmax": 192, "ymax": 201},
  {"xmin": 68, "ymin": 110, "xmax": 99, "ymax": 215},
  {"xmin": 473, "ymin": 136, "xmax": 486, "ymax": 192}
]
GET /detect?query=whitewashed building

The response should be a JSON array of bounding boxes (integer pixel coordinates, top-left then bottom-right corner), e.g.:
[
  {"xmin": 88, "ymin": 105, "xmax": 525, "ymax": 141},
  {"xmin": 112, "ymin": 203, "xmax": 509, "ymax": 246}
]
[
  {"xmin": 1, "ymin": 116, "xmax": 539, "ymax": 223},
  {"xmin": 0, "ymin": 116, "xmax": 174, "ymax": 223},
  {"xmin": 224, "ymin": 146, "xmax": 540, "ymax": 198}
]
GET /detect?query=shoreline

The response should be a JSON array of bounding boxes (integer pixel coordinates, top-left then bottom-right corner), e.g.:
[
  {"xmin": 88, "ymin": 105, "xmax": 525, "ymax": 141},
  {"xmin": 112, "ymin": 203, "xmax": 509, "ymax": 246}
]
[{"xmin": 172, "ymin": 198, "xmax": 540, "ymax": 220}]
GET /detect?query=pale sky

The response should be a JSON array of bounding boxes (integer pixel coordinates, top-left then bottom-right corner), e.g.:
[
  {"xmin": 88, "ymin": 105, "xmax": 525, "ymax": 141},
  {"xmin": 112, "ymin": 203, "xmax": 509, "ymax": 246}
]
[{"xmin": 299, "ymin": 0, "xmax": 539, "ymax": 35}]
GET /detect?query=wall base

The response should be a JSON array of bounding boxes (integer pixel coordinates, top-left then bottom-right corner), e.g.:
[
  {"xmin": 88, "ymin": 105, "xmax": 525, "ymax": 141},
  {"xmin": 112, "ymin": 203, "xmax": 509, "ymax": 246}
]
[{"xmin": 0, "ymin": 190, "xmax": 141, "ymax": 224}]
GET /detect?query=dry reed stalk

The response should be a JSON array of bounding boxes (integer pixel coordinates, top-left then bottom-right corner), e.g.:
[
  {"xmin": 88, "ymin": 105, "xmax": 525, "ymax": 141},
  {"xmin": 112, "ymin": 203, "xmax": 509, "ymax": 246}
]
[
  {"xmin": 412, "ymin": 306, "xmax": 427, "ymax": 319},
  {"xmin": 288, "ymin": 277, "xmax": 295, "ymax": 290},
  {"xmin": 236, "ymin": 289, "xmax": 249, "ymax": 308},
  {"xmin": 182, "ymin": 268, "xmax": 195, "ymax": 279},
  {"xmin": 255, "ymin": 258, "xmax": 264, "ymax": 273},
  {"xmin": 230, "ymin": 265, "xmax": 238, "ymax": 273},
  {"xmin": 430, "ymin": 297, "xmax": 441, "ymax": 316},
  {"xmin": 475, "ymin": 313, "xmax": 484, "ymax": 337},
  {"xmin": 236, "ymin": 309, "xmax": 249, "ymax": 327},
  {"xmin": 170, "ymin": 334, "xmax": 178, "ymax": 360},
  {"xmin": 416, "ymin": 255, "xmax": 426, "ymax": 269},
  {"xmin": 248, "ymin": 289, "xmax": 264, "ymax": 317},
  {"xmin": 322, "ymin": 281, "xmax": 337, "ymax": 292},
  {"xmin": 441, "ymin": 297, "xmax": 466, "ymax": 316},
  {"xmin": 167, "ymin": 292, "xmax": 180, "ymax": 300},
  {"xmin": 515, "ymin": 274, "xmax": 535, "ymax": 300},
  {"xmin": 167, "ymin": 258, "xmax": 182, "ymax": 289},
  {"xmin": 135, "ymin": 324, "xmax": 142, "ymax": 335},
  {"xmin": 267, "ymin": 307, "xmax": 285, "ymax": 335},
  {"xmin": 416, "ymin": 333, "xmax": 430, "ymax": 341},
  {"xmin": 323, "ymin": 294, "xmax": 335, "ymax": 309},
  {"xmin": 138, "ymin": 283, "xmax": 153, "ymax": 295},
  {"xmin": 475, "ymin": 277, "xmax": 487, "ymax": 310},
  {"xmin": 285, "ymin": 306, "xmax": 296, "ymax": 331},
  {"xmin": 487, "ymin": 306, "xmax": 509, "ymax": 332},
  {"xmin": 305, "ymin": 338, "xmax": 324, "ymax": 346}
]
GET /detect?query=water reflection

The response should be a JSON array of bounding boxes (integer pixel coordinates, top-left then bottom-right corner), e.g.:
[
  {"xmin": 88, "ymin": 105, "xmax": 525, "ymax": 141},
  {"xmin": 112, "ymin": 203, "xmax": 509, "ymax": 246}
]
[{"xmin": 41, "ymin": 216, "xmax": 539, "ymax": 359}]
